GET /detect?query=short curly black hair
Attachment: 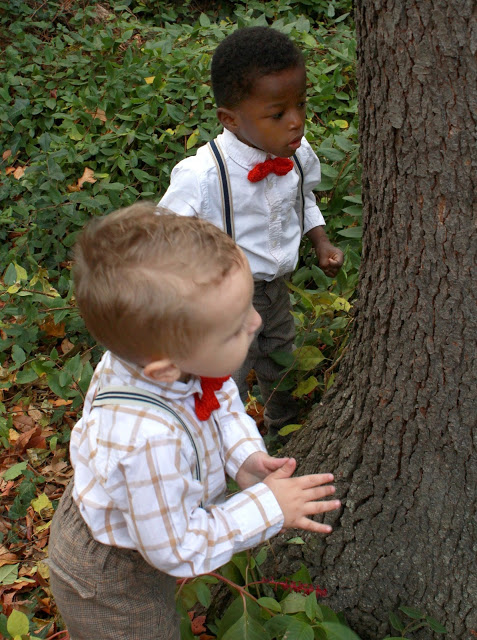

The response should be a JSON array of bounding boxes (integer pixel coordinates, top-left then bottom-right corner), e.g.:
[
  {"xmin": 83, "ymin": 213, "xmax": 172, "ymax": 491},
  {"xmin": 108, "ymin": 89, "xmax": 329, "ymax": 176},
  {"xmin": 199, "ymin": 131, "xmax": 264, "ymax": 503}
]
[{"xmin": 211, "ymin": 26, "xmax": 305, "ymax": 108}]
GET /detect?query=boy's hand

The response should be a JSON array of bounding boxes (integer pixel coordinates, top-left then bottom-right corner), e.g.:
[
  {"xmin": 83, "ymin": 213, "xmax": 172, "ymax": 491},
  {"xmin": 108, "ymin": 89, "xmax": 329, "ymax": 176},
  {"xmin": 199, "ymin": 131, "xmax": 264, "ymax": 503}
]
[
  {"xmin": 263, "ymin": 458, "xmax": 340, "ymax": 533},
  {"xmin": 236, "ymin": 452, "xmax": 290, "ymax": 489},
  {"xmin": 314, "ymin": 242, "xmax": 344, "ymax": 278},
  {"xmin": 306, "ymin": 225, "xmax": 344, "ymax": 278}
]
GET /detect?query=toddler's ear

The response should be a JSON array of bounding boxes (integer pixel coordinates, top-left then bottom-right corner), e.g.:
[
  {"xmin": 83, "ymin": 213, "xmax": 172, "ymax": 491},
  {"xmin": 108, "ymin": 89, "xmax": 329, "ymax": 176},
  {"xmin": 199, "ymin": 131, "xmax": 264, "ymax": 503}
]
[
  {"xmin": 143, "ymin": 359, "xmax": 181, "ymax": 383},
  {"xmin": 217, "ymin": 107, "xmax": 239, "ymax": 133}
]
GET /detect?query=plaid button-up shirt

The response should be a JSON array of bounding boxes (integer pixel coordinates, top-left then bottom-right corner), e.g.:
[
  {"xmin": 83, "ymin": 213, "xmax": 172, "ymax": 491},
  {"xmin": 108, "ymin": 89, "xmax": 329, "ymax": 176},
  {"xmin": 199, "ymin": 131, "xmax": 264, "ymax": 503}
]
[{"xmin": 70, "ymin": 352, "xmax": 283, "ymax": 577}]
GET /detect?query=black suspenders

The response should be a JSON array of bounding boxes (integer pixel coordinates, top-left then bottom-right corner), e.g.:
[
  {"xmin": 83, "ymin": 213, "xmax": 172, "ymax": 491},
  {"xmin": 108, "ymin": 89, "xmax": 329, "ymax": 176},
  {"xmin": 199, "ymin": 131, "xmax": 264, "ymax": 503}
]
[{"xmin": 207, "ymin": 139, "xmax": 235, "ymax": 239}]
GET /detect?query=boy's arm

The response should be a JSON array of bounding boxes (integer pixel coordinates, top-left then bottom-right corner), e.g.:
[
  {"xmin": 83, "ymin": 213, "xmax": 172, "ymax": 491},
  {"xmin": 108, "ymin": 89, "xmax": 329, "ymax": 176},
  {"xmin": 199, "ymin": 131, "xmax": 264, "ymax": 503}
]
[
  {"xmin": 118, "ymin": 432, "xmax": 284, "ymax": 577},
  {"xmin": 119, "ymin": 434, "xmax": 339, "ymax": 577},
  {"xmin": 158, "ymin": 159, "xmax": 202, "ymax": 218},
  {"xmin": 298, "ymin": 139, "xmax": 344, "ymax": 277},
  {"xmin": 213, "ymin": 378, "xmax": 271, "ymax": 479}
]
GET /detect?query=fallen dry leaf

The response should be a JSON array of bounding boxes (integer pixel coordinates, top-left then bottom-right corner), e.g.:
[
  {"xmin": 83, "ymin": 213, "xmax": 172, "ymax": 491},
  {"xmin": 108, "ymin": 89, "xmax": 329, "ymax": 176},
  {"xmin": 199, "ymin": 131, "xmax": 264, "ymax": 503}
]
[
  {"xmin": 2, "ymin": 149, "xmax": 12, "ymax": 160},
  {"xmin": 13, "ymin": 166, "xmax": 25, "ymax": 179},
  {"xmin": 92, "ymin": 107, "xmax": 106, "ymax": 122},
  {"xmin": 78, "ymin": 167, "xmax": 96, "ymax": 187},
  {"xmin": 40, "ymin": 316, "xmax": 65, "ymax": 338},
  {"xmin": 60, "ymin": 338, "xmax": 74, "ymax": 354}
]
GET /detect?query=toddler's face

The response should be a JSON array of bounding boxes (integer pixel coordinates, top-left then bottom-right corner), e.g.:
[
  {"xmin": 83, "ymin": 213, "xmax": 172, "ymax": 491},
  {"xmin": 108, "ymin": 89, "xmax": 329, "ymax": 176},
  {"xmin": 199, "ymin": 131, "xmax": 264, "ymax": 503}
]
[
  {"xmin": 230, "ymin": 65, "xmax": 307, "ymax": 158},
  {"xmin": 175, "ymin": 258, "xmax": 261, "ymax": 379}
]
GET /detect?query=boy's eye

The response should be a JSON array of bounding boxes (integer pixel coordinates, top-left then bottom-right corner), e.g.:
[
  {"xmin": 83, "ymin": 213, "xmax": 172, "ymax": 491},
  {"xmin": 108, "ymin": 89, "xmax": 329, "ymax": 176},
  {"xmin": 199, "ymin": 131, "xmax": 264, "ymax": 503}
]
[{"xmin": 272, "ymin": 112, "xmax": 284, "ymax": 120}]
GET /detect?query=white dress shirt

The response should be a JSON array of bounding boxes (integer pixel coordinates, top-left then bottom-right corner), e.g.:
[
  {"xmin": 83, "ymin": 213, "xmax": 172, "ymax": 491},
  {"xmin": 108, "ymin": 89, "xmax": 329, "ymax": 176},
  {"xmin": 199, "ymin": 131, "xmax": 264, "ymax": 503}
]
[
  {"xmin": 160, "ymin": 129, "xmax": 325, "ymax": 281},
  {"xmin": 70, "ymin": 352, "xmax": 284, "ymax": 577}
]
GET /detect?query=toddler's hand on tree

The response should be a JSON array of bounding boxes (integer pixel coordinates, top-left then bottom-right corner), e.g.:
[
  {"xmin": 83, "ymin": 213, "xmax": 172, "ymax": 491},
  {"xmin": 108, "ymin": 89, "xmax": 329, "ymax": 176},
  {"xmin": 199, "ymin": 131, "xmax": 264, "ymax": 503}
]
[
  {"xmin": 236, "ymin": 451, "xmax": 290, "ymax": 489},
  {"xmin": 263, "ymin": 459, "xmax": 340, "ymax": 533}
]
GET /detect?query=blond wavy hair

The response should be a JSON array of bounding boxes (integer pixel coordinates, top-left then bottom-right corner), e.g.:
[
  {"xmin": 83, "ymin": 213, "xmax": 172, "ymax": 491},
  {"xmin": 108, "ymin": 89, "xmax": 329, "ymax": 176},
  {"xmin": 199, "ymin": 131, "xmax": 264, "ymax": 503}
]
[{"xmin": 73, "ymin": 202, "xmax": 244, "ymax": 365}]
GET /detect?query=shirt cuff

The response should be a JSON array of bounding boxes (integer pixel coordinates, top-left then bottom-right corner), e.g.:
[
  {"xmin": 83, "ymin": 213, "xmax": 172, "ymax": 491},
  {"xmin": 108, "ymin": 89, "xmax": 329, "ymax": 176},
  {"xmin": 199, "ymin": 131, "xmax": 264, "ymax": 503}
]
[
  {"xmin": 222, "ymin": 482, "xmax": 284, "ymax": 547},
  {"xmin": 303, "ymin": 206, "xmax": 326, "ymax": 234},
  {"xmin": 225, "ymin": 439, "xmax": 267, "ymax": 479}
]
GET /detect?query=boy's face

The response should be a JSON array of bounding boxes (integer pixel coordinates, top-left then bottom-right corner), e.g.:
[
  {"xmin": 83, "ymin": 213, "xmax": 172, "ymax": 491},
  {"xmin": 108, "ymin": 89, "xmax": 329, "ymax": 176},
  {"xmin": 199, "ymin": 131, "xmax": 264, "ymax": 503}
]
[
  {"xmin": 220, "ymin": 65, "xmax": 307, "ymax": 158},
  {"xmin": 175, "ymin": 257, "xmax": 261, "ymax": 379}
]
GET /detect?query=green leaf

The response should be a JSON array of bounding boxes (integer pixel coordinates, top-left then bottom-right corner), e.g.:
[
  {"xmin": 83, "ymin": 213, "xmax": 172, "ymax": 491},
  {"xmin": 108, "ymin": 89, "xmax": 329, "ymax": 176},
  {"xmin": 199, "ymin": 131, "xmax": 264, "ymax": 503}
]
[
  {"xmin": 222, "ymin": 612, "xmax": 269, "ymax": 640},
  {"xmin": 4, "ymin": 263, "xmax": 17, "ymax": 286},
  {"xmin": 199, "ymin": 13, "xmax": 211, "ymax": 27},
  {"xmin": 319, "ymin": 147, "xmax": 345, "ymax": 162},
  {"xmin": 278, "ymin": 423, "xmax": 303, "ymax": 436},
  {"xmin": 195, "ymin": 580, "xmax": 212, "ymax": 608},
  {"xmin": 0, "ymin": 564, "xmax": 19, "ymax": 586},
  {"xmin": 11, "ymin": 345, "xmax": 26, "ymax": 366},
  {"xmin": 337, "ymin": 226, "xmax": 362, "ymax": 238},
  {"xmin": 270, "ymin": 350, "xmax": 295, "ymax": 368},
  {"xmin": 320, "ymin": 621, "xmax": 362, "ymax": 640},
  {"xmin": 31, "ymin": 492, "xmax": 53, "ymax": 514},
  {"xmin": 286, "ymin": 536, "xmax": 305, "ymax": 544},
  {"xmin": 254, "ymin": 547, "xmax": 268, "ymax": 566},
  {"xmin": 257, "ymin": 597, "xmax": 281, "ymax": 613},
  {"xmin": 264, "ymin": 614, "xmax": 292, "ymax": 637},
  {"xmin": 389, "ymin": 612, "xmax": 405, "ymax": 631},
  {"xmin": 64, "ymin": 353, "xmax": 82, "ymax": 379},
  {"xmin": 294, "ymin": 345, "xmax": 325, "ymax": 370},
  {"xmin": 426, "ymin": 617, "xmax": 447, "ymax": 633},
  {"xmin": 305, "ymin": 592, "xmax": 320, "ymax": 621},
  {"xmin": 399, "ymin": 606, "xmax": 425, "ymax": 620},
  {"xmin": 283, "ymin": 619, "xmax": 314, "ymax": 640},
  {"xmin": 281, "ymin": 592, "xmax": 307, "ymax": 614},
  {"xmin": 47, "ymin": 157, "xmax": 65, "ymax": 181},
  {"xmin": 292, "ymin": 376, "xmax": 318, "ymax": 397},
  {"xmin": 2, "ymin": 462, "xmax": 27, "ymax": 481},
  {"xmin": 7, "ymin": 609, "xmax": 29, "ymax": 638}
]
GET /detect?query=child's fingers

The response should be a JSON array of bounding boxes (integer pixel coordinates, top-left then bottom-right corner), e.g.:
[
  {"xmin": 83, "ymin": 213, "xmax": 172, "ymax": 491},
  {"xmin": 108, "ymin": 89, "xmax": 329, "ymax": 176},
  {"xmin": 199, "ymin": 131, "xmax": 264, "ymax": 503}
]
[
  {"xmin": 302, "ymin": 483, "xmax": 336, "ymax": 501},
  {"xmin": 268, "ymin": 457, "xmax": 296, "ymax": 479},
  {"xmin": 266, "ymin": 456, "xmax": 290, "ymax": 471},
  {"xmin": 298, "ymin": 473, "xmax": 335, "ymax": 488},
  {"xmin": 297, "ymin": 518, "xmax": 334, "ymax": 534},
  {"xmin": 305, "ymin": 498, "xmax": 341, "ymax": 516}
]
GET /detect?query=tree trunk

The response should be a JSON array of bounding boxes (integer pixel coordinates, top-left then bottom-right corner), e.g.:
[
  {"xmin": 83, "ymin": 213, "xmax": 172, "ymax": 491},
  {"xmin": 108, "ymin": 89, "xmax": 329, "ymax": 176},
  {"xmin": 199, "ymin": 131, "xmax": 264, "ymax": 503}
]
[{"xmin": 268, "ymin": 1, "xmax": 477, "ymax": 638}]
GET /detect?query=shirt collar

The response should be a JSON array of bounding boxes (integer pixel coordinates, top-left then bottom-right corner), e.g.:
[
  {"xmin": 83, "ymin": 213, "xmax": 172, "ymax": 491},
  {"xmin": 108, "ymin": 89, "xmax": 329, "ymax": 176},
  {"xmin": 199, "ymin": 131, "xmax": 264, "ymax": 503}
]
[
  {"xmin": 106, "ymin": 352, "xmax": 203, "ymax": 401},
  {"xmin": 219, "ymin": 128, "xmax": 269, "ymax": 170}
]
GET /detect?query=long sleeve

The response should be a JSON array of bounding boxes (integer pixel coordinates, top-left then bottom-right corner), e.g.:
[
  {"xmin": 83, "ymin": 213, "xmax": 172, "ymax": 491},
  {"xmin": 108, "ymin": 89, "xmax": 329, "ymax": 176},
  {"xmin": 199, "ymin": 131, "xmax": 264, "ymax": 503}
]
[
  {"xmin": 297, "ymin": 138, "xmax": 326, "ymax": 234},
  {"xmin": 116, "ymin": 428, "xmax": 283, "ymax": 577}
]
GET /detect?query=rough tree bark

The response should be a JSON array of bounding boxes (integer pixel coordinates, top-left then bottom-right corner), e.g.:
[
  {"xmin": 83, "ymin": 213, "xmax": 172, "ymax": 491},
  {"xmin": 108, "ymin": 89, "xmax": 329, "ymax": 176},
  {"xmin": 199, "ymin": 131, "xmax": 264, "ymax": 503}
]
[{"xmin": 268, "ymin": 1, "xmax": 477, "ymax": 638}]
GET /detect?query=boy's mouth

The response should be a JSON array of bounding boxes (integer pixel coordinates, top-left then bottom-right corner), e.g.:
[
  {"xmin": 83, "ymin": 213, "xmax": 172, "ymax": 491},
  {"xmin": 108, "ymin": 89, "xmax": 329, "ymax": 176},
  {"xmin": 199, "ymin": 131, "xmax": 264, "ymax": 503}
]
[{"xmin": 288, "ymin": 136, "xmax": 302, "ymax": 150}]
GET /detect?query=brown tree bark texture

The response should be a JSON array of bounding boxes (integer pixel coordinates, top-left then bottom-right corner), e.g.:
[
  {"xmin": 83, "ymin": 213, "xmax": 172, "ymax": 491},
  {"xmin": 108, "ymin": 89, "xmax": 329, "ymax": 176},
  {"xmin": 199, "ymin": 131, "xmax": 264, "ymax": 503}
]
[{"xmin": 268, "ymin": 1, "xmax": 477, "ymax": 638}]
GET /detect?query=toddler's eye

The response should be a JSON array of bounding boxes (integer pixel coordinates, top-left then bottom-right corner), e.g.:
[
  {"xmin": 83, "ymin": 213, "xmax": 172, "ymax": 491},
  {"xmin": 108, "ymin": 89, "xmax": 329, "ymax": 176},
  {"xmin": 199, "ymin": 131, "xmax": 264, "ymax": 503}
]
[{"xmin": 272, "ymin": 112, "xmax": 284, "ymax": 120}]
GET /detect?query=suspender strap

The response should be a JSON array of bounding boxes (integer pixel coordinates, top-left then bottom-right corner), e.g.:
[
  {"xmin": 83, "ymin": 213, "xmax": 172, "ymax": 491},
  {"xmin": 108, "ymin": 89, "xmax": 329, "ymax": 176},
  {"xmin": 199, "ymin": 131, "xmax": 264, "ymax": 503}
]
[
  {"xmin": 207, "ymin": 139, "xmax": 235, "ymax": 239},
  {"xmin": 292, "ymin": 154, "xmax": 305, "ymax": 234},
  {"xmin": 92, "ymin": 386, "xmax": 202, "ymax": 489}
]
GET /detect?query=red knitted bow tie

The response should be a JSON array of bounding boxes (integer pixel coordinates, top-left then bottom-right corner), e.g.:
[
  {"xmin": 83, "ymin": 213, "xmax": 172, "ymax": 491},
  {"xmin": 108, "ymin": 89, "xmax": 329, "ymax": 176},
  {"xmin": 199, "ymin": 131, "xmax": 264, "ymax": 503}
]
[
  {"xmin": 248, "ymin": 157, "xmax": 294, "ymax": 182},
  {"xmin": 194, "ymin": 376, "xmax": 230, "ymax": 420}
]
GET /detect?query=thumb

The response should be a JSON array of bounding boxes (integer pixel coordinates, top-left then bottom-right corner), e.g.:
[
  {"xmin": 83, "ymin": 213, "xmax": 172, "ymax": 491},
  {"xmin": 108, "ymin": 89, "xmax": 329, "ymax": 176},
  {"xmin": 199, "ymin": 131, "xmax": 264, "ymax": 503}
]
[
  {"xmin": 268, "ymin": 457, "xmax": 296, "ymax": 479},
  {"xmin": 265, "ymin": 456, "xmax": 290, "ymax": 472}
]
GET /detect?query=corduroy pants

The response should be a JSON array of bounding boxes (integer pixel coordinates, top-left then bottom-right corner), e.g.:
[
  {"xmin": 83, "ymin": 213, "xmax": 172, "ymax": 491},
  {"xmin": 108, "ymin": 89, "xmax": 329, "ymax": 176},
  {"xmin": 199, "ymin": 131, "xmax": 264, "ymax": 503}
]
[
  {"xmin": 233, "ymin": 275, "xmax": 299, "ymax": 435},
  {"xmin": 48, "ymin": 482, "xmax": 180, "ymax": 640}
]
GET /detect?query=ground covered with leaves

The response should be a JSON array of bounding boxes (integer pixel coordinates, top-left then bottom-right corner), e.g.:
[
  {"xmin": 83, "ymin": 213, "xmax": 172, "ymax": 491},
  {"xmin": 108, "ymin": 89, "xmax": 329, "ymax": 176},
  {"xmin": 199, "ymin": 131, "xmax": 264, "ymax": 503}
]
[{"xmin": 0, "ymin": 0, "xmax": 365, "ymax": 638}]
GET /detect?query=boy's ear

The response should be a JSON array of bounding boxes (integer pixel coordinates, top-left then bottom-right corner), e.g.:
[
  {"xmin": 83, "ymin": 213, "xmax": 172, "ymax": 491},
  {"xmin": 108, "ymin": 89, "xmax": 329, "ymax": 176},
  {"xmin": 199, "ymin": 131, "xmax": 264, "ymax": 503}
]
[
  {"xmin": 143, "ymin": 359, "xmax": 181, "ymax": 384},
  {"xmin": 217, "ymin": 107, "xmax": 239, "ymax": 133}
]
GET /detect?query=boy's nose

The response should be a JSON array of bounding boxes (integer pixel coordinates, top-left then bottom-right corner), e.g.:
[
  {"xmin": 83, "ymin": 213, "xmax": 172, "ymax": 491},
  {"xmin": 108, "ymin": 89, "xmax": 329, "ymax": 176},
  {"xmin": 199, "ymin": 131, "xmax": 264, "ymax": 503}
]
[{"xmin": 288, "ymin": 109, "xmax": 304, "ymax": 130}]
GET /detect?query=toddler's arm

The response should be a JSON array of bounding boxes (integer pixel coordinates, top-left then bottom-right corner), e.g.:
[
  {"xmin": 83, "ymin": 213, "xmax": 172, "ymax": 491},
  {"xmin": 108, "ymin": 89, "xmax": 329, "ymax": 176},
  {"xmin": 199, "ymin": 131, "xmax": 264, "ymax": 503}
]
[
  {"xmin": 264, "ymin": 458, "xmax": 340, "ymax": 534},
  {"xmin": 236, "ymin": 451, "xmax": 290, "ymax": 489},
  {"xmin": 307, "ymin": 225, "xmax": 344, "ymax": 278}
]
